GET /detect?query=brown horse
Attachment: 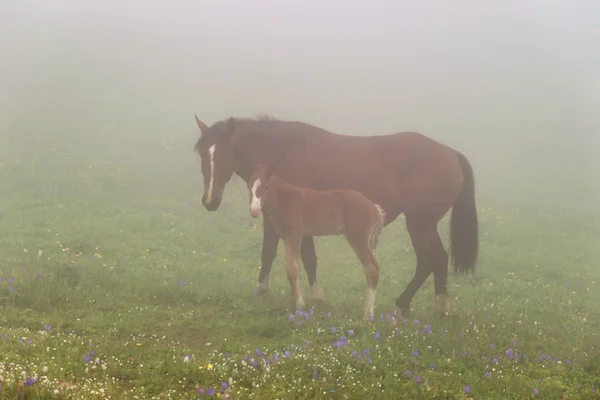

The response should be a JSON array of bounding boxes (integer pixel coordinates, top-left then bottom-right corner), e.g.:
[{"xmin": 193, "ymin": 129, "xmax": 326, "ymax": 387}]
[
  {"xmin": 246, "ymin": 163, "xmax": 386, "ymax": 318},
  {"xmin": 193, "ymin": 115, "xmax": 478, "ymax": 319}
]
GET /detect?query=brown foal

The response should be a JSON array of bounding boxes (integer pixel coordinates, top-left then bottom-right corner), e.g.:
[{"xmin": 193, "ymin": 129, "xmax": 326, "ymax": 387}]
[{"xmin": 246, "ymin": 163, "xmax": 386, "ymax": 319}]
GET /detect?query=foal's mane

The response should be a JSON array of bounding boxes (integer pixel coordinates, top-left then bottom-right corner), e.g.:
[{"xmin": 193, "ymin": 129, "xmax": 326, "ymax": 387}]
[{"xmin": 193, "ymin": 114, "xmax": 281, "ymax": 154}]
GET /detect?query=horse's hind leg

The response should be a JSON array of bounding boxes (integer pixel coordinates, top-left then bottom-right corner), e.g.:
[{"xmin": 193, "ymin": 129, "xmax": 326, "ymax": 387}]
[
  {"xmin": 301, "ymin": 236, "xmax": 324, "ymax": 303},
  {"xmin": 431, "ymin": 231, "xmax": 450, "ymax": 316},
  {"xmin": 395, "ymin": 215, "xmax": 435, "ymax": 319}
]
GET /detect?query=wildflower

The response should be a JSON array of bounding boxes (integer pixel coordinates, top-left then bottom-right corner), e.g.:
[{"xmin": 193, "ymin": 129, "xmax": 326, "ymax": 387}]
[
  {"xmin": 288, "ymin": 314, "xmax": 295, "ymax": 321},
  {"xmin": 429, "ymin": 363, "xmax": 436, "ymax": 370},
  {"xmin": 405, "ymin": 370, "xmax": 412, "ymax": 377},
  {"xmin": 183, "ymin": 355, "xmax": 191, "ymax": 363},
  {"xmin": 534, "ymin": 388, "xmax": 539, "ymax": 395},
  {"xmin": 505, "ymin": 348, "xmax": 514, "ymax": 358},
  {"xmin": 24, "ymin": 377, "xmax": 37, "ymax": 386},
  {"xmin": 464, "ymin": 384, "xmax": 471, "ymax": 393},
  {"xmin": 207, "ymin": 363, "xmax": 214, "ymax": 370},
  {"xmin": 374, "ymin": 332, "xmax": 381, "ymax": 341},
  {"xmin": 283, "ymin": 350, "xmax": 291, "ymax": 358},
  {"xmin": 412, "ymin": 349, "xmax": 420, "ymax": 357},
  {"xmin": 484, "ymin": 371, "xmax": 491, "ymax": 378},
  {"xmin": 414, "ymin": 376, "xmax": 422, "ymax": 383},
  {"xmin": 255, "ymin": 349, "xmax": 265, "ymax": 358},
  {"xmin": 348, "ymin": 329, "xmax": 355, "ymax": 336},
  {"xmin": 492, "ymin": 356, "xmax": 499, "ymax": 364},
  {"xmin": 44, "ymin": 324, "xmax": 51, "ymax": 332},
  {"xmin": 422, "ymin": 325, "xmax": 432, "ymax": 335}
]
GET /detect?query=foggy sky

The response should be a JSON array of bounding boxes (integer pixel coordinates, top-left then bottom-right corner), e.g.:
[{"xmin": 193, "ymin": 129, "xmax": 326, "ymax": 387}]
[{"xmin": 1, "ymin": 0, "xmax": 599, "ymax": 168}]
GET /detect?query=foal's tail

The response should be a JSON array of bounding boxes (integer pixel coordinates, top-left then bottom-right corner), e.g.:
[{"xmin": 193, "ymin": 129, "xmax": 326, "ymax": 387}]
[
  {"xmin": 370, "ymin": 204, "xmax": 386, "ymax": 251},
  {"xmin": 449, "ymin": 151, "xmax": 479, "ymax": 274}
]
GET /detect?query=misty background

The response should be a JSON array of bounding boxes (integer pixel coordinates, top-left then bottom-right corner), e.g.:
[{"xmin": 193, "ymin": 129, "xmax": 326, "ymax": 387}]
[{"xmin": 1, "ymin": 0, "xmax": 599, "ymax": 214}]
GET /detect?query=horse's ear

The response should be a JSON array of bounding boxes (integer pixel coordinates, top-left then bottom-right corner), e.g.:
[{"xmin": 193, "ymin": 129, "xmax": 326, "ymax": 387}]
[
  {"xmin": 226, "ymin": 117, "xmax": 236, "ymax": 136},
  {"xmin": 195, "ymin": 115, "xmax": 208, "ymax": 133}
]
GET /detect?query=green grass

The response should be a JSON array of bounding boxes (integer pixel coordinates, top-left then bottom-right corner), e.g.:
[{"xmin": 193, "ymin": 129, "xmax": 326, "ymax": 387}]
[{"xmin": 0, "ymin": 133, "xmax": 599, "ymax": 399}]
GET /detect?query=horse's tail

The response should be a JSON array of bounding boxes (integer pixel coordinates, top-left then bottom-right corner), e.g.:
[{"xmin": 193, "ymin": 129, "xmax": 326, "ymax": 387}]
[
  {"xmin": 449, "ymin": 151, "xmax": 479, "ymax": 274},
  {"xmin": 370, "ymin": 204, "xmax": 386, "ymax": 251}
]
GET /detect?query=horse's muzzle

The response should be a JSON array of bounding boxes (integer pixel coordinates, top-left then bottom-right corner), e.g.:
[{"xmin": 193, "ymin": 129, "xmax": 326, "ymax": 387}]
[
  {"xmin": 202, "ymin": 195, "xmax": 221, "ymax": 211},
  {"xmin": 250, "ymin": 207, "xmax": 261, "ymax": 218}
]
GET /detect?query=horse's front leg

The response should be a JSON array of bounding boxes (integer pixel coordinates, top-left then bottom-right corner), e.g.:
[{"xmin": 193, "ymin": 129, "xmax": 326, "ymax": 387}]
[
  {"xmin": 284, "ymin": 233, "xmax": 305, "ymax": 310},
  {"xmin": 255, "ymin": 214, "xmax": 279, "ymax": 295},
  {"xmin": 301, "ymin": 236, "xmax": 324, "ymax": 303}
]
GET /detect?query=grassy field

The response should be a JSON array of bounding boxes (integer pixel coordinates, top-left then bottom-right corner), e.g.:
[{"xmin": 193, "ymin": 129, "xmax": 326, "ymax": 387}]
[{"xmin": 0, "ymin": 131, "xmax": 598, "ymax": 399}]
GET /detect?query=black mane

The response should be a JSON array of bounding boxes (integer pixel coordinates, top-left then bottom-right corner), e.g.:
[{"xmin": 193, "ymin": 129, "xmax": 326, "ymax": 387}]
[{"xmin": 193, "ymin": 114, "xmax": 281, "ymax": 153}]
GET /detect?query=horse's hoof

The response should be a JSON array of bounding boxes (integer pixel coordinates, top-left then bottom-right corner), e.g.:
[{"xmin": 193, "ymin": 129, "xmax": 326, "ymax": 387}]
[
  {"xmin": 310, "ymin": 283, "xmax": 325, "ymax": 303},
  {"xmin": 253, "ymin": 283, "xmax": 269, "ymax": 296},
  {"xmin": 435, "ymin": 295, "xmax": 450, "ymax": 317},
  {"xmin": 393, "ymin": 306, "xmax": 409, "ymax": 323}
]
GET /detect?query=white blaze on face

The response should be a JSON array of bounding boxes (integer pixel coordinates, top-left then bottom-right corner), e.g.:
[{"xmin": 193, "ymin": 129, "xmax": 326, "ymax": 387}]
[
  {"xmin": 206, "ymin": 144, "xmax": 216, "ymax": 203},
  {"xmin": 249, "ymin": 178, "xmax": 262, "ymax": 217}
]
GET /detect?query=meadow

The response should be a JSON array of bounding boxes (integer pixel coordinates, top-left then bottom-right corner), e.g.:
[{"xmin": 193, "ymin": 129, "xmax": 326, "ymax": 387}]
[{"xmin": 0, "ymin": 130, "xmax": 598, "ymax": 400}]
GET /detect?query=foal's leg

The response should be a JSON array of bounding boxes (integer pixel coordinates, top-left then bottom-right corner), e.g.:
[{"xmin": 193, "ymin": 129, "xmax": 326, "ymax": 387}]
[
  {"xmin": 255, "ymin": 214, "xmax": 279, "ymax": 295},
  {"xmin": 284, "ymin": 233, "xmax": 305, "ymax": 310},
  {"xmin": 301, "ymin": 236, "xmax": 325, "ymax": 303},
  {"xmin": 346, "ymin": 233, "xmax": 380, "ymax": 320}
]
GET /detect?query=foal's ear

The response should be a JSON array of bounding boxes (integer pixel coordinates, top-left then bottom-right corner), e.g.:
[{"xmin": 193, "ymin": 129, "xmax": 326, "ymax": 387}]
[{"xmin": 265, "ymin": 163, "xmax": 276, "ymax": 179}]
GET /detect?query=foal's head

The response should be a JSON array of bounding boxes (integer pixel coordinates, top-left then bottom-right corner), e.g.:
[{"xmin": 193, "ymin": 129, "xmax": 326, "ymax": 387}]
[{"xmin": 247, "ymin": 164, "xmax": 275, "ymax": 218}]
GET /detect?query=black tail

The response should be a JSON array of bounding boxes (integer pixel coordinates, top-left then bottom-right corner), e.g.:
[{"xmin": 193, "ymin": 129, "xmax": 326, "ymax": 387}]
[{"xmin": 450, "ymin": 151, "xmax": 479, "ymax": 274}]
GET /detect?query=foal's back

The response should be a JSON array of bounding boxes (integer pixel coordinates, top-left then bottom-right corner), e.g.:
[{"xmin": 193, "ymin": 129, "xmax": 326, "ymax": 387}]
[{"xmin": 299, "ymin": 185, "xmax": 378, "ymax": 237}]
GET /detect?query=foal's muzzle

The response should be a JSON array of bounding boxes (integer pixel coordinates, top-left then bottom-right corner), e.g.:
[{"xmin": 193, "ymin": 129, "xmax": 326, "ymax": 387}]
[{"xmin": 250, "ymin": 207, "xmax": 262, "ymax": 218}]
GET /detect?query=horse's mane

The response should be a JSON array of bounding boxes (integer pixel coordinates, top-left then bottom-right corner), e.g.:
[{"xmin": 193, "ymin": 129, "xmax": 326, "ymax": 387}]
[{"xmin": 193, "ymin": 114, "xmax": 281, "ymax": 153}]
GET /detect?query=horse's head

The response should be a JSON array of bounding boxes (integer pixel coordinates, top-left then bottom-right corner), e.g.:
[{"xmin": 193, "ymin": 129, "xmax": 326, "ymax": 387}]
[
  {"xmin": 193, "ymin": 116, "xmax": 236, "ymax": 211},
  {"xmin": 247, "ymin": 163, "xmax": 275, "ymax": 218}
]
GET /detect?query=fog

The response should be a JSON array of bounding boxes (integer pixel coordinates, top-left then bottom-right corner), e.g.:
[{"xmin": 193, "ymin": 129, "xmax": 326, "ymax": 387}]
[{"xmin": 1, "ymin": 0, "xmax": 599, "ymax": 203}]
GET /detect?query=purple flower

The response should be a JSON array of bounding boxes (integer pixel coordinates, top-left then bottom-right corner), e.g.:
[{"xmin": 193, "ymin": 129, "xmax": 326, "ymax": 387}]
[
  {"xmin": 413, "ymin": 320, "xmax": 420, "ymax": 326},
  {"xmin": 255, "ymin": 349, "xmax": 265, "ymax": 358},
  {"xmin": 283, "ymin": 350, "xmax": 291, "ymax": 358},
  {"xmin": 348, "ymin": 329, "xmax": 355, "ymax": 336},
  {"xmin": 207, "ymin": 388, "xmax": 217, "ymax": 397},
  {"xmin": 464, "ymin": 384, "xmax": 471, "ymax": 393},
  {"xmin": 330, "ymin": 327, "xmax": 337, "ymax": 333},
  {"xmin": 492, "ymin": 356, "xmax": 499, "ymax": 364},
  {"xmin": 374, "ymin": 332, "xmax": 381, "ymax": 341},
  {"xmin": 489, "ymin": 344, "xmax": 495, "ymax": 349},
  {"xmin": 24, "ymin": 377, "xmax": 37, "ymax": 386},
  {"xmin": 288, "ymin": 314, "xmax": 295, "ymax": 321},
  {"xmin": 422, "ymin": 325, "xmax": 432, "ymax": 335},
  {"xmin": 484, "ymin": 371, "xmax": 491, "ymax": 378},
  {"xmin": 534, "ymin": 388, "xmax": 539, "ymax": 395},
  {"xmin": 305, "ymin": 340, "xmax": 311, "ymax": 347},
  {"xmin": 412, "ymin": 349, "xmax": 420, "ymax": 357},
  {"xmin": 429, "ymin": 363, "xmax": 436, "ymax": 370},
  {"xmin": 414, "ymin": 375, "xmax": 422, "ymax": 383},
  {"xmin": 405, "ymin": 370, "xmax": 412, "ymax": 377},
  {"xmin": 505, "ymin": 348, "xmax": 514, "ymax": 358},
  {"xmin": 44, "ymin": 324, "xmax": 51, "ymax": 332},
  {"xmin": 9, "ymin": 286, "xmax": 14, "ymax": 294}
]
